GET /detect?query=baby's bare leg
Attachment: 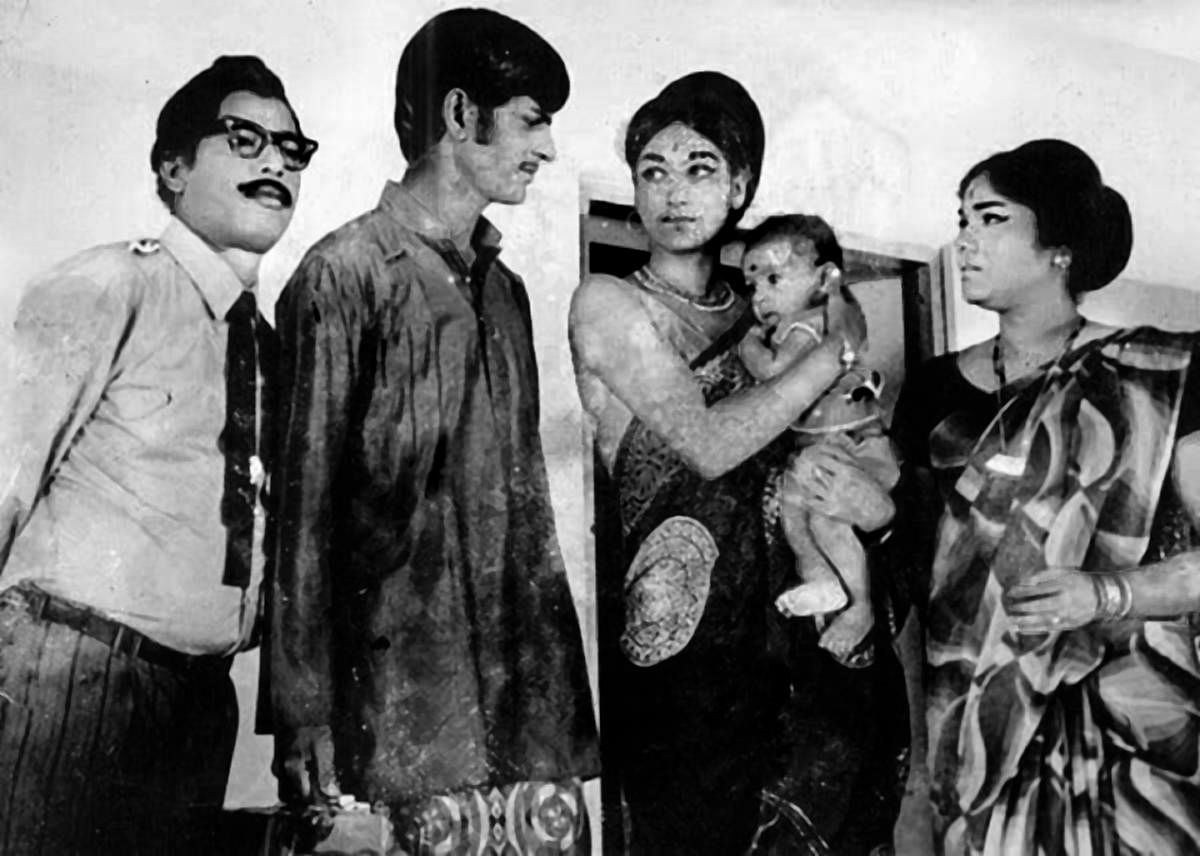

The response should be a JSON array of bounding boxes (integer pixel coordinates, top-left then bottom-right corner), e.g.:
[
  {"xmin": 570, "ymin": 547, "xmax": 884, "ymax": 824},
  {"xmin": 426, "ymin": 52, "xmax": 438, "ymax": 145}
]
[
  {"xmin": 850, "ymin": 434, "xmax": 901, "ymax": 490},
  {"xmin": 836, "ymin": 462, "xmax": 895, "ymax": 532},
  {"xmin": 810, "ymin": 433, "xmax": 896, "ymax": 532},
  {"xmin": 776, "ymin": 504, "xmax": 848, "ymax": 617},
  {"xmin": 809, "ymin": 512, "xmax": 874, "ymax": 665}
]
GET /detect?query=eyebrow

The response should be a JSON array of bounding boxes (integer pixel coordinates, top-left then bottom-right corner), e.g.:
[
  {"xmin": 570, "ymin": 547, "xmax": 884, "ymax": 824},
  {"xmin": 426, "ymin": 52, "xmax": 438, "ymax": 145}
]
[
  {"xmin": 222, "ymin": 114, "xmax": 300, "ymax": 136},
  {"xmin": 636, "ymin": 150, "xmax": 721, "ymax": 166},
  {"xmin": 958, "ymin": 199, "xmax": 1009, "ymax": 219},
  {"xmin": 523, "ymin": 105, "xmax": 552, "ymax": 126}
]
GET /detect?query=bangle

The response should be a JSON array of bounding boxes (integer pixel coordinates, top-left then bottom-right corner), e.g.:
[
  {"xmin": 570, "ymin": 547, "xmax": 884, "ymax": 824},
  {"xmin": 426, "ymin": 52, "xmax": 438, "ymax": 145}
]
[
  {"xmin": 1091, "ymin": 573, "xmax": 1134, "ymax": 622},
  {"xmin": 1092, "ymin": 574, "xmax": 1116, "ymax": 621},
  {"xmin": 1114, "ymin": 574, "xmax": 1134, "ymax": 619},
  {"xmin": 1091, "ymin": 574, "xmax": 1109, "ymax": 620}
]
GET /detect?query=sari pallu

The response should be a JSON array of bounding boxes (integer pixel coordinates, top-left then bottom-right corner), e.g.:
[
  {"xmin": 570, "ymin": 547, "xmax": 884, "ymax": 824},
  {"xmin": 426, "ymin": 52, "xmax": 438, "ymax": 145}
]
[{"xmin": 926, "ymin": 327, "xmax": 1200, "ymax": 856}]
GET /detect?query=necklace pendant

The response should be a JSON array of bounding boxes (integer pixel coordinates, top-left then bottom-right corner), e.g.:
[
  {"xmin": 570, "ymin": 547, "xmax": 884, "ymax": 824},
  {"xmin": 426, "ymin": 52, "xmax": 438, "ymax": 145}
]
[{"xmin": 985, "ymin": 452, "xmax": 1028, "ymax": 477}]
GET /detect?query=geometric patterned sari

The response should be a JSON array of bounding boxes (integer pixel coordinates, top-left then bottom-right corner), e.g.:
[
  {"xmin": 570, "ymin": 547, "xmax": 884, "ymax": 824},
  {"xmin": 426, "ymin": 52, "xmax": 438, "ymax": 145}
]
[{"xmin": 927, "ymin": 327, "xmax": 1200, "ymax": 855}]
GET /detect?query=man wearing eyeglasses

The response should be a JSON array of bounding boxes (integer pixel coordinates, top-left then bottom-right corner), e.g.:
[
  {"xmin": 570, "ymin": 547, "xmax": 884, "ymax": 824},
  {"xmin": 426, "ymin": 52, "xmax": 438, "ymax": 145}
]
[
  {"xmin": 0, "ymin": 55, "xmax": 317, "ymax": 854},
  {"xmin": 267, "ymin": 8, "xmax": 599, "ymax": 854}
]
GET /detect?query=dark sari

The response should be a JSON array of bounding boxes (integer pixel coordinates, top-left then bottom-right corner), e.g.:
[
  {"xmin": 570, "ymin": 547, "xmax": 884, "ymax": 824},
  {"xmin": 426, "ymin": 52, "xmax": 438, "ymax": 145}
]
[
  {"xmin": 601, "ymin": 279, "xmax": 905, "ymax": 855},
  {"xmin": 606, "ymin": 286, "xmax": 781, "ymax": 854}
]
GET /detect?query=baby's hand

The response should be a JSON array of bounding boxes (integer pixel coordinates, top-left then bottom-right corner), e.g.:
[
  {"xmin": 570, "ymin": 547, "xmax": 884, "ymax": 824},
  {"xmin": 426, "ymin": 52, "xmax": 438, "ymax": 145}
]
[{"xmin": 748, "ymin": 323, "xmax": 771, "ymax": 343}]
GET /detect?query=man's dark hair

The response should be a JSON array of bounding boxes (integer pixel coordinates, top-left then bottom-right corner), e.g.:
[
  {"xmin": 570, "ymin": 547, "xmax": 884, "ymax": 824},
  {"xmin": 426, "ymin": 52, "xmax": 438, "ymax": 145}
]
[
  {"xmin": 744, "ymin": 213, "xmax": 845, "ymax": 272},
  {"xmin": 150, "ymin": 55, "xmax": 300, "ymax": 210},
  {"xmin": 395, "ymin": 8, "xmax": 570, "ymax": 163}
]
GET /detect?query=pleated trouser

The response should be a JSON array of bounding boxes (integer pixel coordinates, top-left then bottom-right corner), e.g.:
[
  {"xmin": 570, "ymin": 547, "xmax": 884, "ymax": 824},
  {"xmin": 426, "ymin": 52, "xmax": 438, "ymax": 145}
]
[{"xmin": 0, "ymin": 599, "xmax": 238, "ymax": 855}]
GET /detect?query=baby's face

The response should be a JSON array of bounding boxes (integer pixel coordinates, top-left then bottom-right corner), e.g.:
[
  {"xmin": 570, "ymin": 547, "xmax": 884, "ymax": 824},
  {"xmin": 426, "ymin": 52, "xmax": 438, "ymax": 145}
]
[{"xmin": 744, "ymin": 236, "xmax": 824, "ymax": 327}]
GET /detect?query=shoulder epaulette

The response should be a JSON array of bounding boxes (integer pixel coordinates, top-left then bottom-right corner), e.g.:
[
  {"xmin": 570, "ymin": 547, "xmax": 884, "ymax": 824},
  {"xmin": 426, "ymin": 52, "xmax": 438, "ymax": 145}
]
[{"xmin": 128, "ymin": 238, "xmax": 161, "ymax": 256}]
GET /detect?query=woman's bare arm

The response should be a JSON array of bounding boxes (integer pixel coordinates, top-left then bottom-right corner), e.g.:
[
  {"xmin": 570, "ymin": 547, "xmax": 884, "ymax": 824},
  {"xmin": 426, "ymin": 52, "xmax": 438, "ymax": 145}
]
[{"xmin": 569, "ymin": 273, "xmax": 846, "ymax": 479}]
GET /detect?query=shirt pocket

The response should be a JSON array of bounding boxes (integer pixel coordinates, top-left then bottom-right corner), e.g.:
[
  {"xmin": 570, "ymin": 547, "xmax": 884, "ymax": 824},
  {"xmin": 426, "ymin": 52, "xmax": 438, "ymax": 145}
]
[{"xmin": 103, "ymin": 384, "xmax": 174, "ymax": 421}]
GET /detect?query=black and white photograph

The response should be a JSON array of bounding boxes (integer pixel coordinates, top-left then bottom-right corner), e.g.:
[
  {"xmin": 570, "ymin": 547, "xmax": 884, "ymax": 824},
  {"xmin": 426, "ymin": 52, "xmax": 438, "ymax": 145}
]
[{"xmin": 2, "ymin": 1, "xmax": 1200, "ymax": 853}]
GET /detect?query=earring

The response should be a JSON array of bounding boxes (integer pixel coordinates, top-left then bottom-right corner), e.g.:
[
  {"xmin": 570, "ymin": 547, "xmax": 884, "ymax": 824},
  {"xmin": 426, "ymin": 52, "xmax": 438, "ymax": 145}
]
[{"xmin": 1053, "ymin": 254, "xmax": 1070, "ymax": 269}]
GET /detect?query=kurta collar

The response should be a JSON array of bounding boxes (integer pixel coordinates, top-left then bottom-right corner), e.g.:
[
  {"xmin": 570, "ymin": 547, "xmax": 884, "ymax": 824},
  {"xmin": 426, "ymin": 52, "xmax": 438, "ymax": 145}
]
[
  {"xmin": 377, "ymin": 180, "xmax": 503, "ymax": 261},
  {"xmin": 159, "ymin": 216, "xmax": 253, "ymax": 319}
]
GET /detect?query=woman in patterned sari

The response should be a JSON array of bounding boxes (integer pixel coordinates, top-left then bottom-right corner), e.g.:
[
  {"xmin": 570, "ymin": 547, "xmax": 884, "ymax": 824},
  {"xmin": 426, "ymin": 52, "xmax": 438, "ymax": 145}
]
[
  {"xmin": 893, "ymin": 138, "xmax": 1200, "ymax": 855},
  {"xmin": 570, "ymin": 72, "xmax": 904, "ymax": 855}
]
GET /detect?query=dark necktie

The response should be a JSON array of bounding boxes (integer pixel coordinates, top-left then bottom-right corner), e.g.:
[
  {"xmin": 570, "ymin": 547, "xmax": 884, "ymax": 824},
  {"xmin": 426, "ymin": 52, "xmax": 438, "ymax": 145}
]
[{"xmin": 221, "ymin": 289, "xmax": 259, "ymax": 589}]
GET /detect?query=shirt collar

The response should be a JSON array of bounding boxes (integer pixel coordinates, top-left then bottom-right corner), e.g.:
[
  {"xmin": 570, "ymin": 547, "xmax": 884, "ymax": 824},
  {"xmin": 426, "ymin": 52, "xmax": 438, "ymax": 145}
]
[
  {"xmin": 159, "ymin": 217, "xmax": 252, "ymax": 319},
  {"xmin": 377, "ymin": 180, "xmax": 503, "ymax": 259}
]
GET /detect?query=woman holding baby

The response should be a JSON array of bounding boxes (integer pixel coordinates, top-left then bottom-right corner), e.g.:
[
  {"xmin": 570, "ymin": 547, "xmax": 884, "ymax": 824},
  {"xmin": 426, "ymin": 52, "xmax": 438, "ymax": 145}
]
[
  {"xmin": 570, "ymin": 72, "xmax": 905, "ymax": 855},
  {"xmin": 890, "ymin": 138, "xmax": 1200, "ymax": 855}
]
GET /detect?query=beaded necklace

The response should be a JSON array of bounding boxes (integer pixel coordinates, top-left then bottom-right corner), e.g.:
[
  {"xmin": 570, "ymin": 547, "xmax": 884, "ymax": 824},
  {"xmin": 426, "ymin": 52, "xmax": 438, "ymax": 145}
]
[
  {"xmin": 990, "ymin": 317, "xmax": 1085, "ymax": 454},
  {"xmin": 633, "ymin": 265, "xmax": 736, "ymax": 313}
]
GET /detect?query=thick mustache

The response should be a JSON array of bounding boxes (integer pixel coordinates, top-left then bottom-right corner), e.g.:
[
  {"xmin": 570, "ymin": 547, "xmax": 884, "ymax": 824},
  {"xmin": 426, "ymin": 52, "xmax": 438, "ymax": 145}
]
[{"xmin": 238, "ymin": 179, "xmax": 293, "ymax": 207}]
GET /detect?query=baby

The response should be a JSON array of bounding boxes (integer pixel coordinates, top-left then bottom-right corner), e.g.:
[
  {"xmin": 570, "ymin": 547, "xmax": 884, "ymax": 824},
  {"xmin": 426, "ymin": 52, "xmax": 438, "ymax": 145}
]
[{"xmin": 739, "ymin": 214, "xmax": 899, "ymax": 667}]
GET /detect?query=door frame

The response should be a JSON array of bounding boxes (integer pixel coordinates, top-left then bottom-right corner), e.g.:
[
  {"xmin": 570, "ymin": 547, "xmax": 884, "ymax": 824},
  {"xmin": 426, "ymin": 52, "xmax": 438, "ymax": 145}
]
[{"xmin": 576, "ymin": 184, "xmax": 950, "ymax": 851}]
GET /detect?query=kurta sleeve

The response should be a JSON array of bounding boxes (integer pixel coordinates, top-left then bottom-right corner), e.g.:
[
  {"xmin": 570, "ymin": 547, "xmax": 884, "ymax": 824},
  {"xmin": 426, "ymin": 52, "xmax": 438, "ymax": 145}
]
[
  {"xmin": 0, "ymin": 256, "xmax": 134, "ymax": 569},
  {"xmin": 269, "ymin": 251, "xmax": 363, "ymax": 729}
]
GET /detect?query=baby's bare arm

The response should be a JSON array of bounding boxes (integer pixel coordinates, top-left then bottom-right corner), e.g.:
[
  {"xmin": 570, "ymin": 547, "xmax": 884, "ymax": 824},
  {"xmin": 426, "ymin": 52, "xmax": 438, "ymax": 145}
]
[
  {"xmin": 745, "ymin": 324, "xmax": 823, "ymax": 380},
  {"xmin": 738, "ymin": 328, "xmax": 782, "ymax": 380},
  {"xmin": 773, "ymin": 326, "xmax": 822, "ymax": 364}
]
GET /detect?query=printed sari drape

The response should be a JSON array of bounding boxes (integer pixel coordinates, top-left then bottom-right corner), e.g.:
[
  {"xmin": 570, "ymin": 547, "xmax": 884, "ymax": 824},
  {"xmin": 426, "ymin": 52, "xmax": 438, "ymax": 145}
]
[{"xmin": 927, "ymin": 328, "xmax": 1200, "ymax": 856}]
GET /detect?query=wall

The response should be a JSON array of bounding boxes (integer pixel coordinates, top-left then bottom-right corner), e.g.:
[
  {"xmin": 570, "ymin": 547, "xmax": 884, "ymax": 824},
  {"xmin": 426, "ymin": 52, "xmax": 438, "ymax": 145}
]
[{"xmin": 4, "ymin": 0, "xmax": 1200, "ymax": 811}]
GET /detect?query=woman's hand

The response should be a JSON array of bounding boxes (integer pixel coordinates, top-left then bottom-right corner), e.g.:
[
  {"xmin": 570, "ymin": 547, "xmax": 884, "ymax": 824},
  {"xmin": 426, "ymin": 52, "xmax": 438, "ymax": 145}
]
[
  {"xmin": 1003, "ymin": 567, "xmax": 1100, "ymax": 633},
  {"xmin": 822, "ymin": 272, "xmax": 867, "ymax": 356},
  {"xmin": 780, "ymin": 443, "xmax": 894, "ymax": 529}
]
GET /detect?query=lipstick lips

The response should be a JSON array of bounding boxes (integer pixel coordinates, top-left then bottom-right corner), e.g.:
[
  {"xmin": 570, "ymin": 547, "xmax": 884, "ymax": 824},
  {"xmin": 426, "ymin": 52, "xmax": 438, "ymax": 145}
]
[
  {"xmin": 238, "ymin": 178, "xmax": 293, "ymax": 209},
  {"xmin": 517, "ymin": 161, "xmax": 539, "ymax": 178}
]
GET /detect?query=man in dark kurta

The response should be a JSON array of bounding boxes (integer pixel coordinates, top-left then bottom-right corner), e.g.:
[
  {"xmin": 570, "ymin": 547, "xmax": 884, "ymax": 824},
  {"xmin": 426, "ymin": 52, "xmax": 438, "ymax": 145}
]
[{"xmin": 267, "ymin": 9, "xmax": 599, "ymax": 853}]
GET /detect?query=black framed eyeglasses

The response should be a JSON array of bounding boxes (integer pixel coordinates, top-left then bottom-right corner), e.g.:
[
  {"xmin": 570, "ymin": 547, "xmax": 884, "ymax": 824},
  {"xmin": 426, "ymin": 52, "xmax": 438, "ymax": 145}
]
[{"xmin": 206, "ymin": 115, "xmax": 319, "ymax": 171}]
